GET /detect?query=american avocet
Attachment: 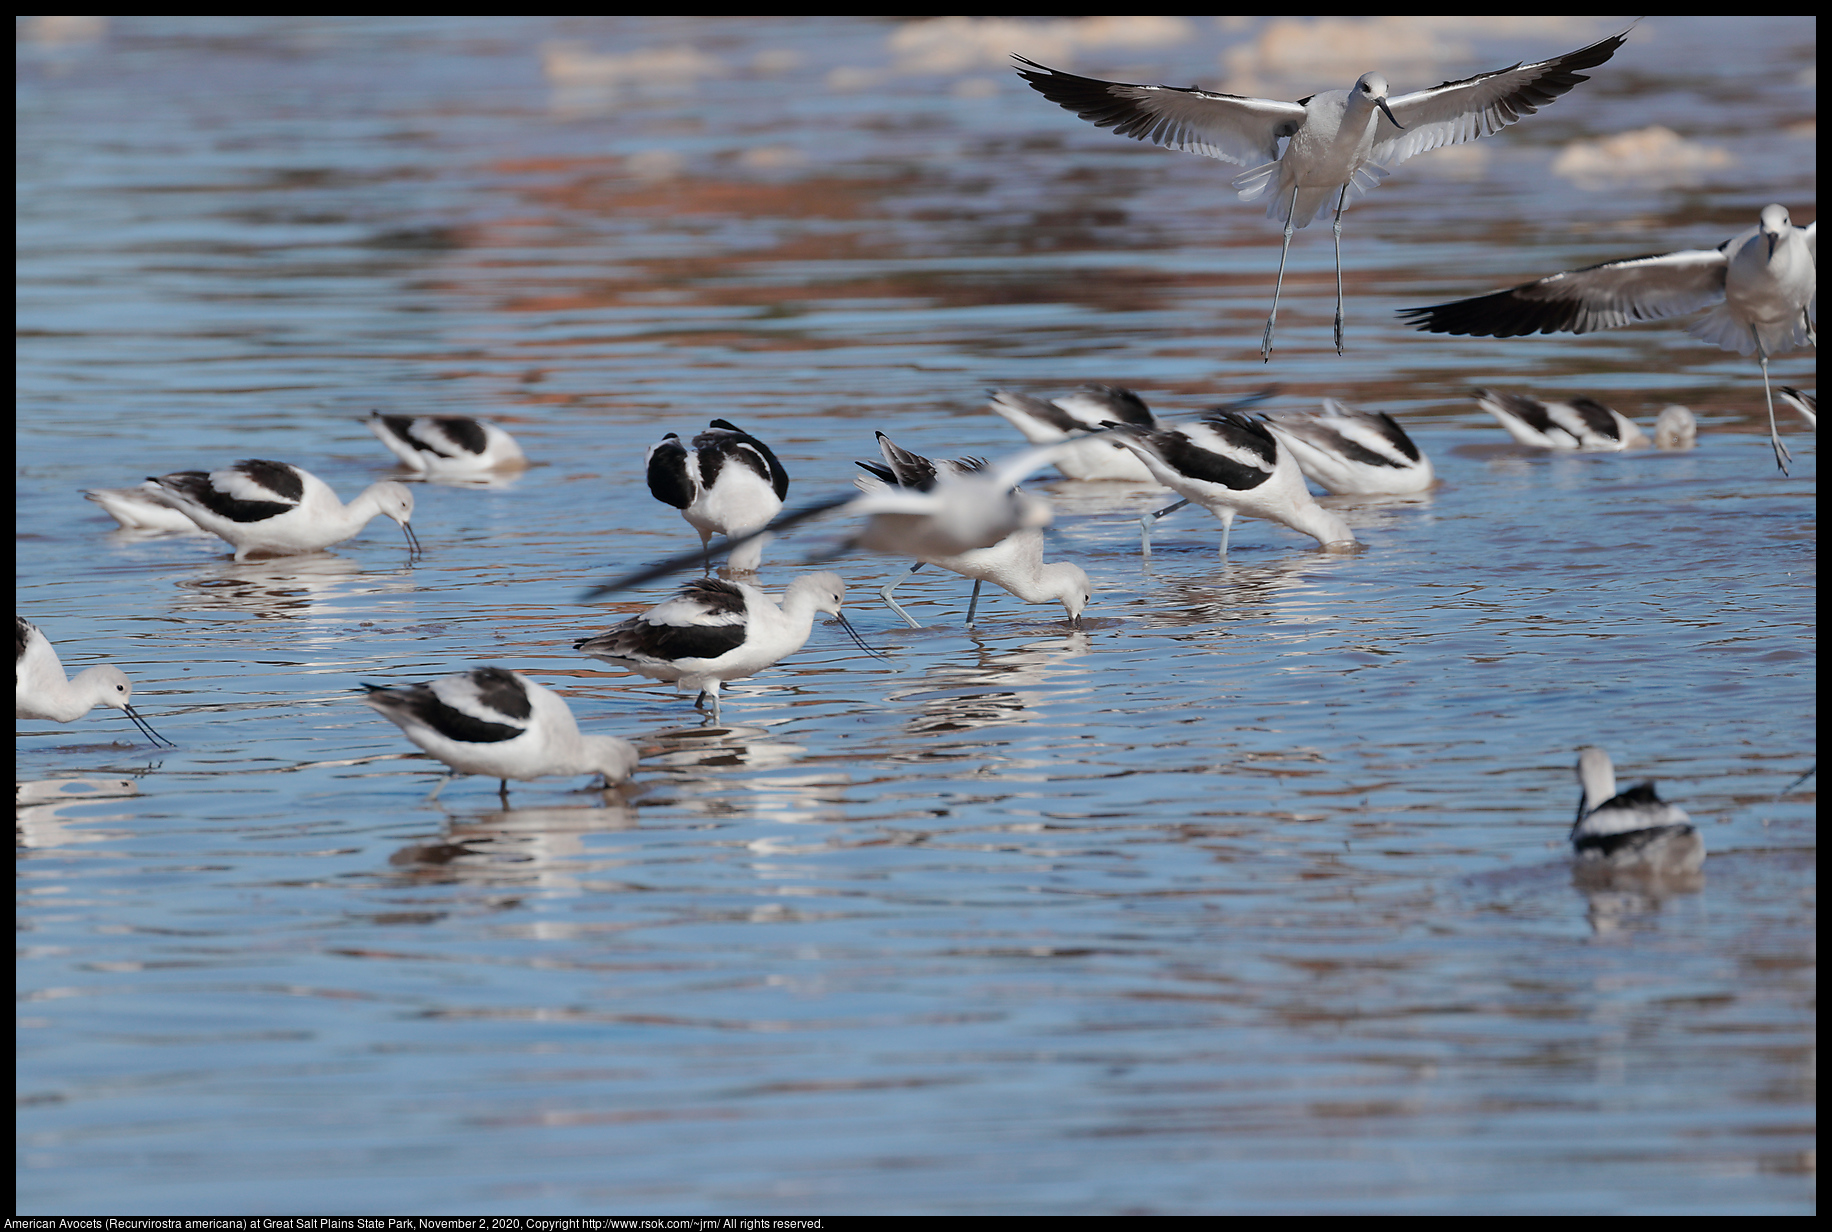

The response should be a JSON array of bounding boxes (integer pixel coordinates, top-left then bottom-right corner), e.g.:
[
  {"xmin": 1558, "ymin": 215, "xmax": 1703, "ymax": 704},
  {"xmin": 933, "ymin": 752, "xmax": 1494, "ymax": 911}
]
[
  {"xmin": 1103, "ymin": 408, "xmax": 1355, "ymax": 558},
  {"xmin": 1654, "ymin": 405, "xmax": 1698, "ymax": 451},
  {"xmin": 1778, "ymin": 387, "xmax": 1815, "ymax": 428},
  {"xmin": 986, "ymin": 385, "xmax": 1161, "ymax": 482},
  {"xmin": 16, "ymin": 616, "xmax": 171, "ymax": 745},
  {"xmin": 1403, "ymin": 205, "xmax": 1816, "ymax": 473},
  {"xmin": 1261, "ymin": 399, "xmax": 1434, "ymax": 495},
  {"xmin": 145, "ymin": 460, "xmax": 420, "ymax": 561},
  {"xmin": 1473, "ymin": 389, "xmax": 1649, "ymax": 452},
  {"xmin": 583, "ymin": 442, "xmax": 1072, "ymax": 601},
  {"xmin": 575, "ymin": 572, "xmax": 874, "ymax": 726},
  {"xmin": 857, "ymin": 432, "xmax": 1091, "ymax": 629},
  {"xmin": 647, "ymin": 419, "xmax": 790, "ymax": 573},
  {"xmin": 1016, "ymin": 28, "xmax": 1630, "ymax": 360},
  {"xmin": 363, "ymin": 667, "xmax": 637, "ymax": 801},
  {"xmin": 83, "ymin": 484, "xmax": 210, "ymax": 533},
  {"xmin": 365, "ymin": 411, "xmax": 527, "ymax": 475},
  {"xmin": 1570, "ymin": 746, "xmax": 1704, "ymax": 876}
]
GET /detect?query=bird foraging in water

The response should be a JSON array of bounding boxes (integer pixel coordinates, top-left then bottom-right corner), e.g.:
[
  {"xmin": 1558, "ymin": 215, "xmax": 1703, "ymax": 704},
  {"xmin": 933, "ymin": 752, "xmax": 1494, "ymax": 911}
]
[
  {"xmin": 362, "ymin": 667, "xmax": 637, "ymax": 801},
  {"xmin": 985, "ymin": 385, "xmax": 1162, "ymax": 482},
  {"xmin": 581, "ymin": 441, "xmax": 1073, "ymax": 602},
  {"xmin": 1569, "ymin": 745, "xmax": 1704, "ymax": 877},
  {"xmin": 16, "ymin": 616, "xmax": 171, "ymax": 745},
  {"xmin": 145, "ymin": 460, "xmax": 420, "ymax": 560},
  {"xmin": 1472, "ymin": 389, "xmax": 1648, "ymax": 452},
  {"xmin": 365, "ymin": 412, "xmax": 527, "ymax": 475},
  {"xmin": 575, "ymin": 572, "xmax": 879, "ymax": 726},
  {"xmin": 856, "ymin": 432, "xmax": 1091, "ymax": 629},
  {"xmin": 1403, "ymin": 205, "xmax": 1816, "ymax": 473},
  {"xmin": 1015, "ymin": 28, "xmax": 1631, "ymax": 360},
  {"xmin": 1103, "ymin": 407, "xmax": 1356, "ymax": 559},
  {"xmin": 1260, "ymin": 399, "xmax": 1435, "ymax": 495},
  {"xmin": 83, "ymin": 484, "xmax": 210, "ymax": 533},
  {"xmin": 646, "ymin": 419, "xmax": 790, "ymax": 573}
]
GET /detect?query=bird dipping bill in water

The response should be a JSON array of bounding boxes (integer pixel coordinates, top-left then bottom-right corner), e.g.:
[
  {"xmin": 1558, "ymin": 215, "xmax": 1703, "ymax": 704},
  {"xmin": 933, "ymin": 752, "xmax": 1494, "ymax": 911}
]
[
  {"xmin": 146, "ymin": 460, "xmax": 420, "ymax": 560},
  {"xmin": 16, "ymin": 616, "xmax": 171, "ymax": 745},
  {"xmin": 362, "ymin": 667, "xmax": 637, "ymax": 801}
]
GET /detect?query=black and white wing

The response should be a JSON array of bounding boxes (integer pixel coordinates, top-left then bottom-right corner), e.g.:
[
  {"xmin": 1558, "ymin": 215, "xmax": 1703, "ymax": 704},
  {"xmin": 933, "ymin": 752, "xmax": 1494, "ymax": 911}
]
[
  {"xmin": 1375, "ymin": 29, "xmax": 1631, "ymax": 166},
  {"xmin": 1014, "ymin": 55, "xmax": 1305, "ymax": 168},
  {"xmin": 1400, "ymin": 247, "xmax": 1731, "ymax": 337}
]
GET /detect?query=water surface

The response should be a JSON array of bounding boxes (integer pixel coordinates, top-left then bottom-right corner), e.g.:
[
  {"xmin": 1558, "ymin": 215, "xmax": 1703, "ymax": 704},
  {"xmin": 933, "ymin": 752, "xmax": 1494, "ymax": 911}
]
[{"xmin": 17, "ymin": 16, "xmax": 1815, "ymax": 1214}]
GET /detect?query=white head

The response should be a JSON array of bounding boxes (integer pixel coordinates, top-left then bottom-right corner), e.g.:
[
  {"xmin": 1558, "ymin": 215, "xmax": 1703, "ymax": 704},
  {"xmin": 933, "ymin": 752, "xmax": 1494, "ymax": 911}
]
[
  {"xmin": 1043, "ymin": 562, "xmax": 1093, "ymax": 627},
  {"xmin": 1575, "ymin": 746, "xmax": 1617, "ymax": 816},
  {"xmin": 584, "ymin": 735, "xmax": 641, "ymax": 786},
  {"xmin": 85, "ymin": 664, "xmax": 136, "ymax": 712},
  {"xmin": 365, "ymin": 481, "xmax": 421, "ymax": 554},
  {"xmin": 1759, "ymin": 203, "xmax": 1792, "ymax": 236},
  {"xmin": 1354, "ymin": 72, "xmax": 1402, "ymax": 128},
  {"xmin": 789, "ymin": 570, "xmax": 847, "ymax": 617},
  {"xmin": 1654, "ymin": 405, "xmax": 1697, "ymax": 451}
]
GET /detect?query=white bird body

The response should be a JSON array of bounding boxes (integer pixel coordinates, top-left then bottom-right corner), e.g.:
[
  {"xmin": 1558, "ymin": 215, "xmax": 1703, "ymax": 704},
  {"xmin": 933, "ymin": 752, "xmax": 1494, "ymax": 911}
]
[
  {"xmin": 365, "ymin": 412, "xmax": 526, "ymax": 475},
  {"xmin": 1569, "ymin": 745, "xmax": 1704, "ymax": 876},
  {"xmin": 646, "ymin": 420, "xmax": 789, "ymax": 573},
  {"xmin": 1473, "ymin": 389, "xmax": 1648, "ymax": 452},
  {"xmin": 1105, "ymin": 410, "xmax": 1356, "ymax": 557},
  {"xmin": 363, "ymin": 667, "xmax": 636, "ymax": 799},
  {"xmin": 856, "ymin": 432, "xmax": 1091, "ymax": 627},
  {"xmin": 985, "ymin": 386, "xmax": 1161, "ymax": 482},
  {"xmin": 1405, "ymin": 205, "xmax": 1816, "ymax": 471},
  {"xmin": 1017, "ymin": 29, "xmax": 1631, "ymax": 358},
  {"xmin": 16, "ymin": 616, "xmax": 169, "ymax": 744},
  {"xmin": 83, "ymin": 484, "xmax": 211, "ymax": 533},
  {"xmin": 576, "ymin": 572, "xmax": 861, "ymax": 725},
  {"xmin": 145, "ymin": 460, "xmax": 419, "ymax": 561},
  {"xmin": 1261, "ymin": 399, "xmax": 1435, "ymax": 494}
]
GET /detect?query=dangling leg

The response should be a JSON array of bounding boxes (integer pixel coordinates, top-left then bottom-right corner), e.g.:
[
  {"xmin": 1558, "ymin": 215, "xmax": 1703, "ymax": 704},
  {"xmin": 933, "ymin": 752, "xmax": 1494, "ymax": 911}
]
[
  {"xmin": 425, "ymin": 770, "xmax": 458, "ymax": 801},
  {"xmin": 698, "ymin": 529, "xmax": 713, "ymax": 574},
  {"xmin": 1757, "ymin": 347, "xmax": 1791, "ymax": 475},
  {"xmin": 881, "ymin": 561, "xmax": 923, "ymax": 629},
  {"xmin": 1261, "ymin": 182, "xmax": 1301, "ymax": 364},
  {"xmin": 964, "ymin": 580, "xmax": 984, "ymax": 626},
  {"xmin": 1217, "ymin": 508, "xmax": 1237, "ymax": 560},
  {"xmin": 1139, "ymin": 499, "xmax": 1190, "ymax": 557},
  {"xmin": 1331, "ymin": 184, "xmax": 1349, "ymax": 356},
  {"xmin": 705, "ymin": 684, "xmax": 722, "ymax": 727}
]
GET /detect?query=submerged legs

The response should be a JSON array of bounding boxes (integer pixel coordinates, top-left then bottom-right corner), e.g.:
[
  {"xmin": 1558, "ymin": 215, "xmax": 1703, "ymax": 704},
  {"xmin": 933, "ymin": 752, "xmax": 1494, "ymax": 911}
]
[
  {"xmin": 1139, "ymin": 499, "xmax": 1191, "ymax": 557},
  {"xmin": 881, "ymin": 561, "xmax": 923, "ymax": 629}
]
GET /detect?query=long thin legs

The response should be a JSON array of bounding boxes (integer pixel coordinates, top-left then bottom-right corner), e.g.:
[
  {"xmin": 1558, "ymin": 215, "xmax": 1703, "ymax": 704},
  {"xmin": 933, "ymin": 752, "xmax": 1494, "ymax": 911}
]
[
  {"xmin": 1332, "ymin": 184, "xmax": 1349, "ymax": 355},
  {"xmin": 882, "ymin": 561, "xmax": 923, "ymax": 629},
  {"xmin": 1139, "ymin": 499, "xmax": 1190, "ymax": 557},
  {"xmin": 964, "ymin": 581, "xmax": 984, "ymax": 626},
  {"xmin": 1757, "ymin": 347, "xmax": 1792, "ymax": 475},
  {"xmin": 1261, "ymin": 182, "xmax": 1302, "ymax": 363}
]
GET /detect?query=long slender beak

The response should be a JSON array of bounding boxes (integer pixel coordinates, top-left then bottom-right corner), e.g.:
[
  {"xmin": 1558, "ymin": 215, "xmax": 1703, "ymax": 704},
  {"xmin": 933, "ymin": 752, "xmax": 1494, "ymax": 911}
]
[
  {"xmin": 1377, "ymin": 98, "xmax": 1403, "ymax": 130},
  {"xmin": 1766, "ymin": 230, "xmax": 1779, "ymax": 259},
  {"xmin": 832, "ymin": 611, "xmax": 891, "ymax": 661},
  {"xmin": 124, "ymin": 703, "xmax": 175, "ymax": 747},
  {"xmin": 400, "ymin": 520, "xmax": 422, "ymax": 559}
]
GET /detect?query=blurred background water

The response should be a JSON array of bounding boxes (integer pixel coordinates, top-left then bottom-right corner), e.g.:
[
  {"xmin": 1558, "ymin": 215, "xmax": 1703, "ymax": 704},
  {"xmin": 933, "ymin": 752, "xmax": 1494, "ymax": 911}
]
[{"xmin": 16, "ymin": 16, "xmax": 1815, "ymax": 1214}]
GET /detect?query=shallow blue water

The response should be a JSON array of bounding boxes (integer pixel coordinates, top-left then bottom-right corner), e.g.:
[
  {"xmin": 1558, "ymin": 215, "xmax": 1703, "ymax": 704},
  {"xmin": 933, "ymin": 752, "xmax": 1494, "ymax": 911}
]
[{"xmin": 17, "ymin": 16, "xmax": 1815, "ymax": 1214}]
